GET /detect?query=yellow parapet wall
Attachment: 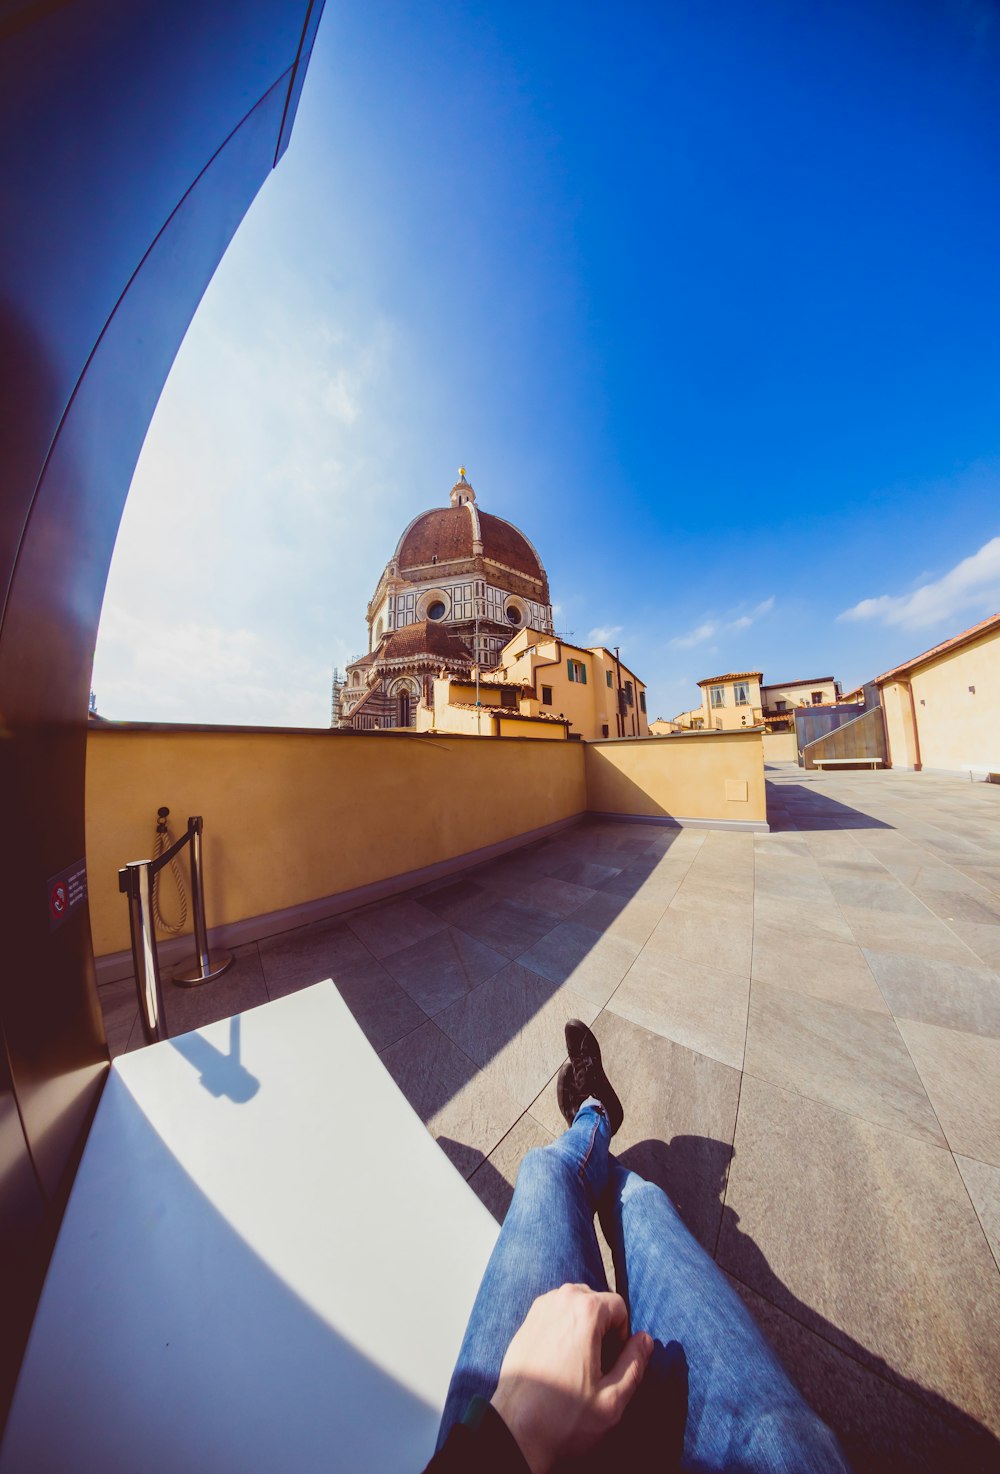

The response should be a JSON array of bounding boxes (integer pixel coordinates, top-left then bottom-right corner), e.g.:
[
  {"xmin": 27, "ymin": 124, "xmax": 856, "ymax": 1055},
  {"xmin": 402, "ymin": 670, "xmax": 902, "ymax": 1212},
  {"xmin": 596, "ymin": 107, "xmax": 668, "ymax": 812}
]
[
  {"xmin": 86, "ymin": 726, "xmax": 587, "ymax": 958},
  {"xmin": 585, "ymin": 730, "xmax": 767, "ymax": 825},
  {"xmin": 86, "ymin": 723, "xmax": 767, "ymax": 960},
  {"xmin": 761, "ymin": 731, "xmax": 798, "ymax": 763}
]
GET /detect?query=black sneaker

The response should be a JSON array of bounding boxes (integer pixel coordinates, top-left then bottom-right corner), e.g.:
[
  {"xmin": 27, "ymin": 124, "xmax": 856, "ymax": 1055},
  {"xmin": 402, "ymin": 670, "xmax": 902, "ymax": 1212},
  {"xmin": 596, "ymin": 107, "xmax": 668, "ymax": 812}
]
[{"xmin": 556, "ymin": 1019, "xmax": 624, "ymax": 1135}]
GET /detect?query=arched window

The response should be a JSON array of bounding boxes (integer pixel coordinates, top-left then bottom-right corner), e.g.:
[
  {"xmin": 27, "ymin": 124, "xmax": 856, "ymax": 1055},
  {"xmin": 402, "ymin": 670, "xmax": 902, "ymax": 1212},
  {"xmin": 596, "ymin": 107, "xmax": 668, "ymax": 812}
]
[
  {"xmin": 398, "ymin": 690, "xmax": 411, "ymax": 727},
  {"xmin": 352, "ymin": 670, "xmax": 361, "ymax": 686}
]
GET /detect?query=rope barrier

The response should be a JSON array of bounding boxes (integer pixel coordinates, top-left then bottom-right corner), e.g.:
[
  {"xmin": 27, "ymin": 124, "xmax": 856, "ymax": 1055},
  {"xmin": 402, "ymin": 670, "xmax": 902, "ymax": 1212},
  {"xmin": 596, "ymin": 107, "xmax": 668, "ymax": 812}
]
[{"xmin": 151, "ymin": 807, "xmax": 188, "ymax": 936}]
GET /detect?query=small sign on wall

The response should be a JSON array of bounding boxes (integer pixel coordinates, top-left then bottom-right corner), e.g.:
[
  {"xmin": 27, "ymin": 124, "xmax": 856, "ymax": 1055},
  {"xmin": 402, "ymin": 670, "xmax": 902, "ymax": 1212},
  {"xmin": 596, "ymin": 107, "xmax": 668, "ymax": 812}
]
[
  {"xmin": 725, "ymin": 779, "xmax": 749, "ymax": 803},
  {"xmin": 47, "ymin": 860, "xmax": 88, "ymax": 931}
]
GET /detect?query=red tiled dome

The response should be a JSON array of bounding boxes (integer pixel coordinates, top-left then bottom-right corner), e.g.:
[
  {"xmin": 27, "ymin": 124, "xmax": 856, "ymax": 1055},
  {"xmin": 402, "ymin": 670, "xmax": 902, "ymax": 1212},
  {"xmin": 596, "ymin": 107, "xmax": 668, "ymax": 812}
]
[
  {"xmin": 395, "ymin": 505, "xmax": 548, "ymax": 595},
  {"xmin": 397, "ymin": 508, "xmax": 473, "ymax": 568},
  {"xmin": 381, "ymin": 620, "xmax": 471, "ymax": 661},
  {"xmin": 479, "ymin": 511, "xmax": 546, "ymax": 585}
]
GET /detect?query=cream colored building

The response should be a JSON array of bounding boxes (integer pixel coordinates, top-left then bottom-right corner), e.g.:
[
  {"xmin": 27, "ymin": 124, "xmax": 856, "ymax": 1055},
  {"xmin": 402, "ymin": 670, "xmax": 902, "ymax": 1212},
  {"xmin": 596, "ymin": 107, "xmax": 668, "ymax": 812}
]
[
  {"xmin": 414, "ymin": 674, "xmax": 570, "ymax": 739},
  {"xmin": 663, "ymin": 671, "xmax": 843, "ymax": 734},
  {"xmin": 492, "ymin": 629, "xmax": 649, "ymax": 740},
  {"xmin": 760, "ymin": 676, "xmax": 841, "ymax": 725},
  {"xmin": 414, "ymin": 630, "xmax": 649, "ymax": 740},
  {"xmin": 695, "ymin": 672, "xmax": 764, "ymax": 731},
  {"xmin": 876, "ymin": 610, "xmax": 1000, "ymax": 778}
]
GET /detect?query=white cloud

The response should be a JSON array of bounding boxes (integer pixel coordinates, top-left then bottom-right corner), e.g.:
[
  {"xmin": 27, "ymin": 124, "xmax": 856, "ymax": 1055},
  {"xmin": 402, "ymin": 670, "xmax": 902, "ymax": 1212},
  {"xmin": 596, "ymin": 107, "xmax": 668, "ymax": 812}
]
[
  {"xmin": 92, "ymin": 605, "xmax": 333, "ymax": 727},
  {"xmin": 837, "ymin": 536, "xmax": 1000, "ymax": 631},
  {"xmin": 586, "ymin": 624, "xmax": 623, "ymax": 646},
  {"xmin": 669, "ymin": 597, "xmax": 775, "ymax": 650},
  {"xmin": 671, "ymin": 621, "xmax": 718, "ymax": 650}
]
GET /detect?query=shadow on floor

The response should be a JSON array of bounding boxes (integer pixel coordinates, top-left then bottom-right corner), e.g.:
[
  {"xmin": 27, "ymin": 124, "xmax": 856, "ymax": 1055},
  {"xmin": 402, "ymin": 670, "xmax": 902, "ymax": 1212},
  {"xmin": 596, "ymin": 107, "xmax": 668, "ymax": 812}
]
[
  {"xmin": 465, "ymin": 1135, "xmax": 999, "ymax": 1474},
  {"xmin": 627, "ymin": 1136, "xmax": 999, "ymax": 1471},
  {"xmin": 765, "ymin": 782, "xmax": 893, "ymax": 831},
  {"xmin": 97, "ymin": 811, "xmax": 999, "ymax": 1470}
]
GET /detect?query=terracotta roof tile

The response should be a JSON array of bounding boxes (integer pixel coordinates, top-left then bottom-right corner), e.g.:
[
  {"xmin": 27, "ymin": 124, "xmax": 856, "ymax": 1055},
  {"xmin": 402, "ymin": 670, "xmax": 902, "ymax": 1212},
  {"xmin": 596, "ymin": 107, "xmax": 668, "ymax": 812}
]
[
  {"xmin": 381, "ymin": 620, "xmax": 471, "ymax": 661},
  {"xmin": 448, "ymin": 703, "xmax": 567, "ymax": 723},
  {"xmin": 396, "ymin": 506, "xmax": 548, "ymax": 595},
  {"xmin": 478, "ymin": 510, "xmax": 546, "ymax": 584},
  {"xmin": 696, "ymin": 671, "xmax": 762, "ymax": 686},
  {"xmin": 762, "ymin": 676, "xmax": 835, "ymax": 689},
  {"xmin": 875, "ymin": 609, "xmax": 1000, "ymax": 684},
  {"xmin": 397, "ymin": 508, "xmax": 473, "ymax": 568}
]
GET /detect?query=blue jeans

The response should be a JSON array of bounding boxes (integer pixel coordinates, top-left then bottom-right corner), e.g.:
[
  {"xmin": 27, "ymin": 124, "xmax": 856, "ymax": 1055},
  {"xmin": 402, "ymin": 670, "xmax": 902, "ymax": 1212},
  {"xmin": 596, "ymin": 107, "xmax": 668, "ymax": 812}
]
[{"xmin": 438, "ymin": 1101, "xmax": 850, "ymax": 1472}]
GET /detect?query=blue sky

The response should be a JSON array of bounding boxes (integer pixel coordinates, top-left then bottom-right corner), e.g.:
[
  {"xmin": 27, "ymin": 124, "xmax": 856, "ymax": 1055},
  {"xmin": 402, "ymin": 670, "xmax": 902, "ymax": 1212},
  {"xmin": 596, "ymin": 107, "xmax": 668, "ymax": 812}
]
[{"xmin": 93, "ymin": 0, "xmax": 1000, "ymax": 725}]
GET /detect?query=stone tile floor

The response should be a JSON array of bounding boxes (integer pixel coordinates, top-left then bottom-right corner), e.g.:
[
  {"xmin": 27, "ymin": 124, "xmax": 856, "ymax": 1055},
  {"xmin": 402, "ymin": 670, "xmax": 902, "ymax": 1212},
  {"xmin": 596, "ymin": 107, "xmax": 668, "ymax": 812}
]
[{"xmin": 99, "ymin": 765, "xmax": 1000, "ymax": 1472}]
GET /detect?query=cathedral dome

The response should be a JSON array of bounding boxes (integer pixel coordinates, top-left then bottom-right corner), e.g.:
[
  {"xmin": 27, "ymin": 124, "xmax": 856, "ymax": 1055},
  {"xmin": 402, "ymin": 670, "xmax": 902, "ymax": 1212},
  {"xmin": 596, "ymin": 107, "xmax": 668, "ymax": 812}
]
[
  {"xmin": 338, "ymin": 471, "xmax": 556, "ymax": 730},
  {"xmin": 392, "ymin": 474, "xmax": 550, "ymax": 602}
]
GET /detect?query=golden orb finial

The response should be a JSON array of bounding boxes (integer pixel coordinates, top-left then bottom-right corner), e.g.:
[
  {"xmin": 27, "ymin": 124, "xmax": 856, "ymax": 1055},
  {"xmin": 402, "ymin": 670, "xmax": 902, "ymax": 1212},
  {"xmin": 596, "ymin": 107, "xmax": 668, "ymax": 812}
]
[{"xmin": 458, "ymin": 466, "xmax": 466, "ymax": 479}]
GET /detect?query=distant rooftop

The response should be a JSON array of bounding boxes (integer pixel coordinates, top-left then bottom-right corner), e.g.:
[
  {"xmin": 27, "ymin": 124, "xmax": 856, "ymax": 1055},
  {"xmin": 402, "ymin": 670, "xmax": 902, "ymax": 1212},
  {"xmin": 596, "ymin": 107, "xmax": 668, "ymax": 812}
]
[{"xmin": 761, "ymin": 676, "xmax": 836, "ymax": 689}]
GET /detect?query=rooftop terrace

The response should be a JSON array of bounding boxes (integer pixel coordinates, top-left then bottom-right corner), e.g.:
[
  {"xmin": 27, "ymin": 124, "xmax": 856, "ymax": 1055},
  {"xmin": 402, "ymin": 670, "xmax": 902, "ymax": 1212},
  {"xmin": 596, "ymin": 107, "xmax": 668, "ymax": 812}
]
[{"xmin": 98, "ymin": 765, "xmax": 1000, "ymax": 1472}]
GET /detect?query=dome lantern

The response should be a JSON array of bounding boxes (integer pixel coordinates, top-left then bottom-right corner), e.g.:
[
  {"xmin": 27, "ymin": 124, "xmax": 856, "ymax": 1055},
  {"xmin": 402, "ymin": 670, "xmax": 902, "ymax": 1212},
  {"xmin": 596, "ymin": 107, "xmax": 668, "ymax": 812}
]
[{"xmin": 450, "ymin": 468, "xmax": 476, "ymax": 507}]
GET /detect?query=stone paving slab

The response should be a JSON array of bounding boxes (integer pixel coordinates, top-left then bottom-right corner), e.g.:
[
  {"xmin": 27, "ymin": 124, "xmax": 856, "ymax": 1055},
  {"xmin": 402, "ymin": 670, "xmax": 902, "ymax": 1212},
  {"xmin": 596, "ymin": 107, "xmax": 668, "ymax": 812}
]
[{"xmin": 99, "ymin": 769, "xmax": 1000, "ymax": 1468}]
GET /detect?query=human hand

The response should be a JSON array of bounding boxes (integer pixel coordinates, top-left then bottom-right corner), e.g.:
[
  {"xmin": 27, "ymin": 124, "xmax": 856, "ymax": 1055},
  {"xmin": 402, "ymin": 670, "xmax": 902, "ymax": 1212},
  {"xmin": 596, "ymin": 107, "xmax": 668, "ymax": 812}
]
[{"xmin": 489, "ymin": 1283, "xmax": 653, "ymax": 1474}]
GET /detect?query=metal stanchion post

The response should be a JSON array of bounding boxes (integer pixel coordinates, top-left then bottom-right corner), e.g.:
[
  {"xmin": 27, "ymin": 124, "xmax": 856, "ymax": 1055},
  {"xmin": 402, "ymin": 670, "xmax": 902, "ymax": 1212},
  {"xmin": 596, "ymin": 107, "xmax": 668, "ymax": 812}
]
[
  {"xmin": 172, "ymin": 817, "xmax": 233, "ymax": 987},
  {"xmin": 118, "ymin": 815, "xmax": 232, "ymax": 1036},
  {"xmin": 118, "ymin": 861, "xmax": 168, "ymax": 1044}
]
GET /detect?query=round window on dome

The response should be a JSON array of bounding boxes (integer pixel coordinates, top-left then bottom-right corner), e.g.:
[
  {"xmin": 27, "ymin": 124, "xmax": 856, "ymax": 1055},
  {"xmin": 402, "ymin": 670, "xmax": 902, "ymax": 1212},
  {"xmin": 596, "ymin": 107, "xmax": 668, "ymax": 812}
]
[
  {"xmin": 506, "ymin": 606, "xmax": 522, "ymax": 625},
  {"xmin": 427, "ymin": 600, "xmax": 446, "ymax": 620}
]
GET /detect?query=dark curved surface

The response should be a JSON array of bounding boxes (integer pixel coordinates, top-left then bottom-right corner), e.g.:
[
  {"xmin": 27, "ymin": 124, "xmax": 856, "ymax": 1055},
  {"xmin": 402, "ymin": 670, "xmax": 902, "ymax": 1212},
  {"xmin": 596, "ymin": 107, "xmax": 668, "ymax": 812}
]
[{"xmin": 0, "ymin": 0, "xmax": 323, "ymax": 1418}]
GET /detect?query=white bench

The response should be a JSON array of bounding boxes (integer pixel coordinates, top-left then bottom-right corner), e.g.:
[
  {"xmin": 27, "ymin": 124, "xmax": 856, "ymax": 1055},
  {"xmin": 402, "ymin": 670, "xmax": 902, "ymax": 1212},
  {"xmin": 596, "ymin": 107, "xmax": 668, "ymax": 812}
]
[
  {"xmin": 0, "ymin": 983, "xmax": 498, "ymax": 1473},
  {"xmin": 811, "ymin": 757, "xmax": 883, "ymax": 769}
]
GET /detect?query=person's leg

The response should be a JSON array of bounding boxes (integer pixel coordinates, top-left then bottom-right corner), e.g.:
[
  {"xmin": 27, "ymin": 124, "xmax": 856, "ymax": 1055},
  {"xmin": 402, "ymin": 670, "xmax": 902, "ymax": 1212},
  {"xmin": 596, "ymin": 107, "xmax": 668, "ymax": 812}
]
[
  {"xmin": 602, "ymin": 1161, "xmax": 850, "ymax": 1474},
  {"xmin": 436, "ymin": 1099, "xmax": 612, "ymax": 1446}
]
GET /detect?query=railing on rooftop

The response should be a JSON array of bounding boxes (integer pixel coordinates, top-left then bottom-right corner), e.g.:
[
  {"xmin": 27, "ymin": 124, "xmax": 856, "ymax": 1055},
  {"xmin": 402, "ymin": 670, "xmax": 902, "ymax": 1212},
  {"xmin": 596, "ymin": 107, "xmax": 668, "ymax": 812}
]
[{"xmin": 118, "ymin": 814, "xmax": 232, "ymax": 1043}]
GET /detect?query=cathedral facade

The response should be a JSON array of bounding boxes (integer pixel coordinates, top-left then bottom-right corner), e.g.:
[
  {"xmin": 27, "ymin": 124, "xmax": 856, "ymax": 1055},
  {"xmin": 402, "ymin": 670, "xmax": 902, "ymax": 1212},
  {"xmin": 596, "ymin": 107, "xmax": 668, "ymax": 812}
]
[{"xmin": 336, "ymin": 472, "xmax": 554, "ymax": 729}]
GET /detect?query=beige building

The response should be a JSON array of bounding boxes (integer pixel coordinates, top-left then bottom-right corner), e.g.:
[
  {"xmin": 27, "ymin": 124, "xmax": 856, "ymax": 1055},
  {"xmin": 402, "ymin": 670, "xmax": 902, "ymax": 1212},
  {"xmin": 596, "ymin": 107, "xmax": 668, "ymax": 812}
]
[
  {"xmin": 695, "ymin": 671, "xmax": 764, "ymax": 731},
  {"xmin": 650, "ymin": 710, "xmax": 704, "ymax": 734},
  {"xmin": 876, "ymin": 610, "xmax": 1000, "ymax": 778},
  {"xmin": 661, "ymin": 671, "xmax": 843, "ymax": 734},
  {"xmin": 760, "ymin": 676, "xmax": 841, "ymax": 728},
  {"xmin": 492, "ymin": 628, "xmax": 649, "ymax": 740},
  {"xmin": 414, "ymin": 674, "xmax": 570, "ymax": 740},
  {"xmin": 415, "ymin": 630, "xmax": 649, "ymax": 740}
]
